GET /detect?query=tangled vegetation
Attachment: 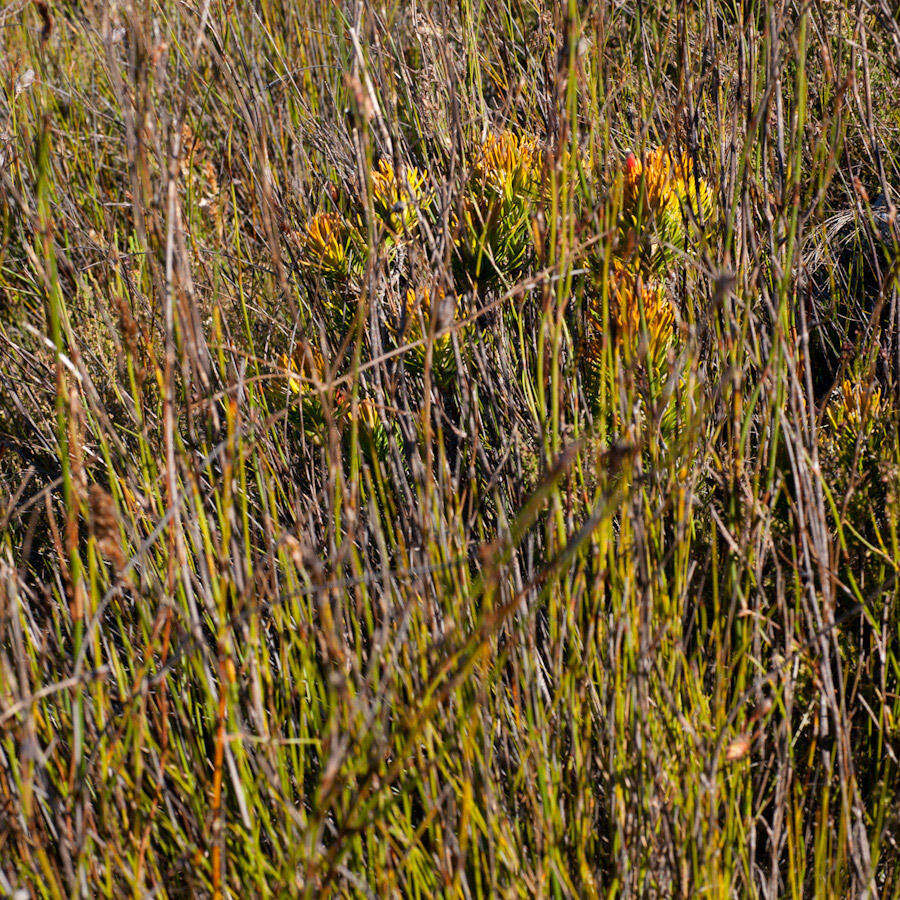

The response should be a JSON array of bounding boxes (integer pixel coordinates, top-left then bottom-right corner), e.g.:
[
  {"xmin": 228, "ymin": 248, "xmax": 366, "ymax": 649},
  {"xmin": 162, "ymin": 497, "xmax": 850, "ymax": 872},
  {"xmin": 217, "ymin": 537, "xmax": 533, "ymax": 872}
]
[{"xmin": 1, "ymin": 0, "xmax": 900, "ymax": 896}]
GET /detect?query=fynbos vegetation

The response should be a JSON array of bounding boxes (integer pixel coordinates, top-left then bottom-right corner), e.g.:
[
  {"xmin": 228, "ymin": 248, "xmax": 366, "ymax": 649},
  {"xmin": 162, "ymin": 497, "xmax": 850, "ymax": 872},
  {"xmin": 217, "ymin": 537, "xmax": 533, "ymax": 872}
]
[{"xmin": 1, "ymin": 1, "xmax": 900, "ymax": 895}]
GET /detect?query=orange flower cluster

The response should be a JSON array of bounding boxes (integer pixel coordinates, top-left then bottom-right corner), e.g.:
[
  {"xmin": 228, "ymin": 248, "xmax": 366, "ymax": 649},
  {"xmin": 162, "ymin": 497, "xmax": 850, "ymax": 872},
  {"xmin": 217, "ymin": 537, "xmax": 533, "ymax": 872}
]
[
  {"xmin": 583, "ymin": 262, "xmax": 675, "ymax": 371},
  {"xmin": 622, "ymin": 146, "xmax": 696, "ymax": 217},
  {"xmin": 292, "ymin": 212, "xmax": 363, "ymax": 279}
]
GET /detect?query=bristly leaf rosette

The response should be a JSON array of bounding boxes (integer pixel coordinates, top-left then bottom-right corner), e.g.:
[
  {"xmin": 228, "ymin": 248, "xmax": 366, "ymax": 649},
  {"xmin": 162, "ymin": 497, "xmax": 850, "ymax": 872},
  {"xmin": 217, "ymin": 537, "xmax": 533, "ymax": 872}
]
[
  {"xmin": 370, "ymin": 159, "xmax": 431, "ymax": 237},
  {"xmin": 619, "ymin": 146, "xmax": 713, "ymax": 272},
  {"xmin": 579, "ymin": 260, "xmax": 678, "ymax": 400},
  {"xmin": 455, "ymin": 130, "xmax": 544, "ymax": 282},
  {"xmin": 292, "ymin": 211, "xmax": 366, "ymax": 280},
  {"xmin": 290, "ymin": 211, "xmax": 367, "ymax": 334},
  {"xmin": 279, "ymin": 346, "xmax": 387, "ymax": 455},
  {"xmin": 385, "ymin": 285, "xmax": 460, "ymax": 384}
]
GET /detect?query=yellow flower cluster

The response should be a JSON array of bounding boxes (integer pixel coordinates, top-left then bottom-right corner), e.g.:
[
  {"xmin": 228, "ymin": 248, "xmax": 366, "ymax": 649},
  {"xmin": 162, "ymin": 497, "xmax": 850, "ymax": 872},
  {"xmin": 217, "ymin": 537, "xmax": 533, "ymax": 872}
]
[
  {"xmin": 457, "ymin": 130, "xmax": 544, "ymax": 280},
  {"xmin": 622, "ymin": 147, "xmax": 694, "ymax": 217},
  {"xmin": 292, "ymin": 212, "xmax": 363, "ymax": 279},
  {"xmin": 279, "ymin": 345, "xmax": 327, "ymax": 395},
  {"xmin": 279, "ymin": 348, "xmax": 380, "ymax": 437},
  {"xmin": 609, "ymin": 267, "xmax": 674, "ymax": 349},
  {"xmin": 473, "ymin": 130, "xmax": 543, "ymax": 199},
  {"xmin": 582, "ymin": 262, "xmax": 675, "ymax": 372},
  {"xmin": 388, "ymin": 285, "xmax": 459, "ymax": 381},
  {"xmin": 818, "ymin": 375, "xmax": 895, "ymax": 561},
  {"xmin": 827, "ymin": 379, "xmax": 882, "ymax": 433},
  {"xmin": 619, "ymin": 146, "xmax": 713, "ymax": 268},
  {"xmin": 370, "ymin": 159, "xmax": 429, "ymax": 234}
]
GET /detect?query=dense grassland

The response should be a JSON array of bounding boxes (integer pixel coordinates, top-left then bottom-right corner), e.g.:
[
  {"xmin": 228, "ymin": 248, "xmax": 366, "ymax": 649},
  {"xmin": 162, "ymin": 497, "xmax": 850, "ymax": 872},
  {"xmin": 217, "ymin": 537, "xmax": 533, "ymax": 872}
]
[{"xmin": 2, "ymin": 0, "xmax": 900, "ymax": 895}]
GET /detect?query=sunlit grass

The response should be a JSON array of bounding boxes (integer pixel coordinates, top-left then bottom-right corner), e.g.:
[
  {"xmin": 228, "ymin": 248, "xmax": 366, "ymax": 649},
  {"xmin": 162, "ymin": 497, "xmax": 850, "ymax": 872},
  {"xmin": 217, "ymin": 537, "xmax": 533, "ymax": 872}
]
[{"xmin": 1, "ymin": 1, "xmax": 899, "ymax": 896}]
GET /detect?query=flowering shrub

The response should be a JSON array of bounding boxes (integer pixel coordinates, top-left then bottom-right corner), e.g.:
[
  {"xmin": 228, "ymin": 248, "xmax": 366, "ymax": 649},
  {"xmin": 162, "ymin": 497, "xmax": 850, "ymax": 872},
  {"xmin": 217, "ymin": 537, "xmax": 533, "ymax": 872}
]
[
  {"xmin": 385, "ymin": 285, "xmax": 460, "ymax": 383},
  {"xmin": 620, "ymin": 146, "xmax": 713, "ymax": 270},
  {"xmin": 370, "ymin": 159, "xmax": 430, "ymax": 235},
  {"xmin": 291, "ymin": 211, "xmax": 366, "ymax": 280},
  {"xmin": 456, "ymin": 131, "xmax": 544, "ymax": 281}
]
